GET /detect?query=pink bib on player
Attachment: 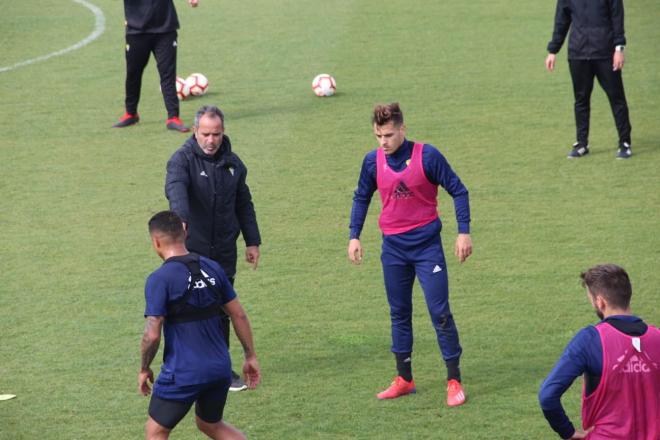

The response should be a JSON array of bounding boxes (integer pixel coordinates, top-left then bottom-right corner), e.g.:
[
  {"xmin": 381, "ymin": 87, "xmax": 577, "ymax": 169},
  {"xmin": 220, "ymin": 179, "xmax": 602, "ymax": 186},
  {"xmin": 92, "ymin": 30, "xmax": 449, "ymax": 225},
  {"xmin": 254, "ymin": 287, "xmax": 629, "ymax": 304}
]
[
  {"xmin": 376, "ymin": 142, "xmax": 439, "ymax": 235},
  {"xmin": 581, "ymin": 322, "xmax": 660, "ymax": 439}
]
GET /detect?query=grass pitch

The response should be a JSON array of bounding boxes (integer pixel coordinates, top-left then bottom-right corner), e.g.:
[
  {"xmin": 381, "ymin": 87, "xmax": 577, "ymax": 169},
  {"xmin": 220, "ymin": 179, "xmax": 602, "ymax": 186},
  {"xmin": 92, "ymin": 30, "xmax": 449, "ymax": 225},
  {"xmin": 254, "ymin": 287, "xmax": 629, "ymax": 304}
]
[{"xmin": 1, "ymin": 0, "xmax": 659, "ymax": 438}]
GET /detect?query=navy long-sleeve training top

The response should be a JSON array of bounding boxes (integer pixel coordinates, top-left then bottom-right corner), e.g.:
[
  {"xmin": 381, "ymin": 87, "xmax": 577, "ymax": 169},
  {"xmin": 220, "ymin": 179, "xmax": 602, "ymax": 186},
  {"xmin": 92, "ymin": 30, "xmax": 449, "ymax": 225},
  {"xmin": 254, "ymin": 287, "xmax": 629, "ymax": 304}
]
[
  {"xmin": 538, "ymin": 315, "xmax": 647, "ymax": 439},
  {"xmin": 349, "ymin": 139, "xmax": 470, "ymax": 240}
]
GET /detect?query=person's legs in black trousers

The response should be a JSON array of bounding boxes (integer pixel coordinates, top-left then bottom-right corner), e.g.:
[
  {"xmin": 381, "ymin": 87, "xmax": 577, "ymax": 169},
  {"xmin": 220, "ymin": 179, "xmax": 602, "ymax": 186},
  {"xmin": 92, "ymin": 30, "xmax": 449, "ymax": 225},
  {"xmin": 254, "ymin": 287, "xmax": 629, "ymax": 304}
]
[
  {"xmin": 593, "ymin": 59, "xmax": 632, "ymax": 147},
  {"xmin": 568, "ymin": 59, "xmax": 596, "ymax": 147},
  {"xmin": 124, "ymin": 33, "xmax": 154, "ymax": 116},
  {"xmin": 152, "ymin": 31, "xmax": 180, "ymax": 119}
]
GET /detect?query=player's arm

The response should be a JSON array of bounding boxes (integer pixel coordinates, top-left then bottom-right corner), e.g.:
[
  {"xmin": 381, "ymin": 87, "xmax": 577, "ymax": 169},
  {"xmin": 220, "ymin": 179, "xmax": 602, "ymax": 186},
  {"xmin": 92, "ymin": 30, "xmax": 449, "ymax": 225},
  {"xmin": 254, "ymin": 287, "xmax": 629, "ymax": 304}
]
[
  {"xmin": 234, "ymin": 162, "xmax": 262, "ymax": 269},
  {"xmin": 165, "ymin": 152, "xmax": 192, "ymax": 223},
  {"xmin": 546, "ymin": 0, "xmax": 571, "ymax": 71},
  {"xmin": 138, "ymin": 316, "xmax": 164, "ymax": 396},
  {"xmin": 222, "ymin": 299, "xmax": 260, "ymax": 389},
  {"xmin": 348, "ymin": 153, "xmax": 377, "ymax": 264},
  {"xmin": 423, "ymin": 147, "xmax": 472, "ymax": 262},
  {"xmin": 538, "ymin": 328, "xmax": 596, "ymax": 439},
  {"xmin": 188, "ymin": 0, "xmax": 198, "ymax": 7}
]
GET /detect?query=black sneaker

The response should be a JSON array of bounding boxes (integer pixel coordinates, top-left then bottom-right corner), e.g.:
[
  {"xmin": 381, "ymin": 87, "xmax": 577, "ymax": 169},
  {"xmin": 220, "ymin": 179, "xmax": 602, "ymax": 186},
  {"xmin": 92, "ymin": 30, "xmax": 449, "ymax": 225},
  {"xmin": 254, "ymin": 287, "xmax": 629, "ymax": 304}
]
[
  {"xmin": 112, "ymin": 112, "xmax": 139, "ymax": 128},
  {"xmin": 616, "ymin": 142, "xmax": 632, "ymax": 159},
  {"xmin": 567, "ymin": 142, "xmax": 589, "ymax": 159},
  {"xmin": 229, "ymin": 370, "xmax": 247, "ymax": 392}
]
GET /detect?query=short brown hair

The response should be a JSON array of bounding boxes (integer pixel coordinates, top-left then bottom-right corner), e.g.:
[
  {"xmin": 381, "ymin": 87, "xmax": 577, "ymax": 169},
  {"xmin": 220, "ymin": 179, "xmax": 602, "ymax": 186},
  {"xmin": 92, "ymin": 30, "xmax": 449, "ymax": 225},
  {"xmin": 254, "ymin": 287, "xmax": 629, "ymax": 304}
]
[
  {"xmin": 580, "ymin": 264, "xmax": 632, "ymax": 309},
  {"xmin": 372, "ymin": 102, "xmax": 404, "ymax": 126}
]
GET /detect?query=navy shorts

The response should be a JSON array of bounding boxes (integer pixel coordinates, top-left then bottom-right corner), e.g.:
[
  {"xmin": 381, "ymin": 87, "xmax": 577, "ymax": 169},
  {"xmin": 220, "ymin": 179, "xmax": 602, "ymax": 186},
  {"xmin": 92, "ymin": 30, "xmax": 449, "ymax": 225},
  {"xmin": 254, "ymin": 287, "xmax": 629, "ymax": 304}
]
[{"xmin": 149, "ymin": 378, "xmax": 231, "ymax": 430}]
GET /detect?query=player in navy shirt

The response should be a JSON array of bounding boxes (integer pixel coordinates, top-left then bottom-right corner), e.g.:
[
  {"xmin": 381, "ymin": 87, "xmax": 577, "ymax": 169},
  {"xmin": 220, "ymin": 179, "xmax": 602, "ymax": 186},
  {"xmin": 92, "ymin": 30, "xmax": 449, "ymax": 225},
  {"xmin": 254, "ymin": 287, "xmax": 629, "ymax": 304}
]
[{"xmin": 139, "ymin": 211, "xmax": 260, "ymax": 439}]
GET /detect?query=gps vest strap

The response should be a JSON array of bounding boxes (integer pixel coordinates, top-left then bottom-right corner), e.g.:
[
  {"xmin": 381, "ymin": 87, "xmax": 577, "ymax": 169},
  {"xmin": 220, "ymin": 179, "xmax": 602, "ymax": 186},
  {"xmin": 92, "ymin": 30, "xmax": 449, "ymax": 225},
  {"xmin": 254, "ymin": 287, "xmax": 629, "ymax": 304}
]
[{"xmin": 163, "ymin": 253, "xmax": 223, "ymax": 324}]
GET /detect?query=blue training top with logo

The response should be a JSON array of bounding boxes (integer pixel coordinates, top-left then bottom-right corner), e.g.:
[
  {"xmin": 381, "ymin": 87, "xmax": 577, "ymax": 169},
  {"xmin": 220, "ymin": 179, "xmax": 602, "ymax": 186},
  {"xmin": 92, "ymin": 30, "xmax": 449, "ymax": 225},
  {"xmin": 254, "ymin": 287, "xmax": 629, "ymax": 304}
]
[{"xmin": 144, "ymin": 254, "xmax": 236, "ymax": 389}]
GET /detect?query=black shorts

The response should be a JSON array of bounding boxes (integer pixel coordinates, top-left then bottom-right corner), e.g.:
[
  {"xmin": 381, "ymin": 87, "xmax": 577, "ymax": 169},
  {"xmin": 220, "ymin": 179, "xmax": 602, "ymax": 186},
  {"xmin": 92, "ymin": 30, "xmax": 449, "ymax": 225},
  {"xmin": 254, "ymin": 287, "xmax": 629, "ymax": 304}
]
[{"xmin": 148, "ymin": 379, "xmax": 230, "ymax": 430}]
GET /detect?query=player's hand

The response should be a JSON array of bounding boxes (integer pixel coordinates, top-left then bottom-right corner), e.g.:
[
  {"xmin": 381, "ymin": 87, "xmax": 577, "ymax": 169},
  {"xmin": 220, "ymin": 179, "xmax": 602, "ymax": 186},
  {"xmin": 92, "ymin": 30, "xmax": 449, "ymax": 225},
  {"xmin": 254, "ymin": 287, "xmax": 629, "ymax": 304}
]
[
  {"xmin": 569, "ymin": 427, "xmax": 594, "ymax": 439},
  {"xmin": 245, "ymin": 246, "xmax": 260, "ymax": 270},
  {"xmin": 348, "ymin": 239, "xmax": 363, "ymax": 265},
  {"xmin": 242, "ymin": 356, "xmax": 261, "ymax": 390},
  {"xmin": 613, "ymin": 51, "xmax": 625, "ymax": 71},
  {"xmin": 454, "ymin": 234, "xmax": 472, "ymax": 263},
  {"xmin": 189, "ymin": 0, "xmax": 199, "ymax": 7},
  {"xmin": 545, "ymin": 53, "xmax": 556, "ymax": 72},
  {"xmin": 138, "ymin": 368, "xmax": 154, "ymax": 396}
]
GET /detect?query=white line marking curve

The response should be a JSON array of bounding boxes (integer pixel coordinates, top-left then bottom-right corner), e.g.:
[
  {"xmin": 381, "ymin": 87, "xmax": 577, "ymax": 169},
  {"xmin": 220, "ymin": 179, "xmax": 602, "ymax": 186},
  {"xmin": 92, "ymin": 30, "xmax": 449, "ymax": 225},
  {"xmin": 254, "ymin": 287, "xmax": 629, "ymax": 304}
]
[{"xmin": 0, "ymin": 0, "xmax": 105, "ymax": 74}]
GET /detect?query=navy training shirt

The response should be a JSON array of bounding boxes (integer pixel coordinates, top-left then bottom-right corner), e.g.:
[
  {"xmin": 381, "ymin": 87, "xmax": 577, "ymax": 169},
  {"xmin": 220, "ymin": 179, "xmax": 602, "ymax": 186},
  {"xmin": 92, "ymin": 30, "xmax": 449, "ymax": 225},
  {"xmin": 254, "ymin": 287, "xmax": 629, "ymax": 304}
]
[
  {"xmin": 144, "ymin": 254, "xmax": 236, "ymax": 387},
  {"xmin": 349, "ymin": 139, "xmax": 470, "ymax": 240}
]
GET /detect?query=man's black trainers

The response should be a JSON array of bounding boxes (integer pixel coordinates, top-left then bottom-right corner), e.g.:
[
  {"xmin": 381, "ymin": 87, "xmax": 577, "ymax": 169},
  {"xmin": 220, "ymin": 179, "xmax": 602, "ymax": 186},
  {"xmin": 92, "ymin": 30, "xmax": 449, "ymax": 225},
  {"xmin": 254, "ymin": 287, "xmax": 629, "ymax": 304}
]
[
  {"xmin": 229, "ymin": 370, "xmax": 248, "ymax": 392},
  {"xmin": 567, "ymin": 142, "xmax": 589, "ymax": 159},
  {"xmin": 166, "ymin": 116, "xmax": 190, "ymax": 133},
  {"xmin": 112, "ymin": 112, "xmax": 139, "ymax": 128},
  {"xmin": 616, "ymin": 142, "xmax": 632, "ymax": 159}
]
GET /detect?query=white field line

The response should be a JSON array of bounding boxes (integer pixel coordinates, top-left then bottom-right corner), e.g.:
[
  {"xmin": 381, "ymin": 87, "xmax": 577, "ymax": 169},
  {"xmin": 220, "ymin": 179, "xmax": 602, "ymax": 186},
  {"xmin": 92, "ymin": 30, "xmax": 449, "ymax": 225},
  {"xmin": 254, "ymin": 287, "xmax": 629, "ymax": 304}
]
[{"xmin": 0, "ymin": 0, "xmax": 105, "ymax": 74}]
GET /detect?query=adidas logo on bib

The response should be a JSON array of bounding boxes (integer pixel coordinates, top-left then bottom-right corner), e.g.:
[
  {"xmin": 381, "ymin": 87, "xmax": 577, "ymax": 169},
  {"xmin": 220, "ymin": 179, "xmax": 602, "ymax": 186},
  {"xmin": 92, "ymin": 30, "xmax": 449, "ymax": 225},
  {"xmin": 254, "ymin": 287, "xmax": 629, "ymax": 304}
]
[{"xmin": 623, "ymin": 355, "xmax": 651, "ymax": 374}]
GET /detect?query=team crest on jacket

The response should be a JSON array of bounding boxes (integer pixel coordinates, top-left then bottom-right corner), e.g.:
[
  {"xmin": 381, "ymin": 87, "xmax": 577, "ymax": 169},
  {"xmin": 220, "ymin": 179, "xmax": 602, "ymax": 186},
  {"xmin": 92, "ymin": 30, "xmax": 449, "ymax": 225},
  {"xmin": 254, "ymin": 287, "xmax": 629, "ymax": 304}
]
[
  {"xmin": 392, "ymin": 181, "xmax": 414, "ymax": 199},
  {"xmin": 229, "ymin": 167, "xmax": 235, "ymax": 176}
]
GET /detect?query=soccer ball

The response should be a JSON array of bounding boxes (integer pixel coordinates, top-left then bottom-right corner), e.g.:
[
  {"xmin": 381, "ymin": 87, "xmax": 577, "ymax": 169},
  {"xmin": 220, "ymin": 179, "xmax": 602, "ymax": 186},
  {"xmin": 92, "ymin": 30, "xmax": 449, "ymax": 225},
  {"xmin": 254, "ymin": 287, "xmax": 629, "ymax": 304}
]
[
  {"xmin": 186, "ymin": 73, "xmax": 209, "ymax": 96},
  {"xmin": 312, "ymin": 74, "xmax": 336, "ymax": 97},
  {"xmin": 176, "ymin": 76, "xmax": 190, "ymax": 100}
]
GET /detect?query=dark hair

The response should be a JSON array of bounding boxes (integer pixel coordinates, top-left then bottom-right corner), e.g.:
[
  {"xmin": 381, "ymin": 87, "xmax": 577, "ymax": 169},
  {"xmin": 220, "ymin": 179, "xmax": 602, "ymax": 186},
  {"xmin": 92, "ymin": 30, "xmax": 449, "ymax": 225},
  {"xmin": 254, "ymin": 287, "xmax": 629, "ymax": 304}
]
[
  {"xmin": 372, "ymin": 102, "xmax": 404, "ymax": 126},
  {"xmin": 580, "ymin": 264, "xmax": 632, "ymax": 309},
  {"xmin": 148, "ymin": 211, "xmax": 186, "ymax": 242},
  {"xmin": 194, "ymin": 105, "xmax": 225, "ymax": 127}
]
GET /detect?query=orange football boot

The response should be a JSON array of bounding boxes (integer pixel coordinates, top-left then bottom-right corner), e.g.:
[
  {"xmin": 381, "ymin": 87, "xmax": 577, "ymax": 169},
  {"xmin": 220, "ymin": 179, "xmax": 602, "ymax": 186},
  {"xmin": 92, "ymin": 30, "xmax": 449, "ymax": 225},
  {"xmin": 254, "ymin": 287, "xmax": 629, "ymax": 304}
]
[
  {"xmin": 446, "ymin": 379, "xmax": 466, "ymax": 407},
  {"xmin": 377, "ymin": 376, "xmax": 416, "ymax": 400}
]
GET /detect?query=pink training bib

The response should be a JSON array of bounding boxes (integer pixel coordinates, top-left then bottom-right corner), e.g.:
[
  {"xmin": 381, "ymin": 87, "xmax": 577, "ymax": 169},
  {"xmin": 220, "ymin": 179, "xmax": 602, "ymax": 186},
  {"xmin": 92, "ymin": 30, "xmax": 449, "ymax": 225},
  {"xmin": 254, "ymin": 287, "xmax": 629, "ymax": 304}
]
[
  {"xmin": 582, "ymin": 322, "xmax": 660, "ymax": 439},
  {"xmin": 376, "ymin": 142, "xmax": 439, "ymax": 235}
]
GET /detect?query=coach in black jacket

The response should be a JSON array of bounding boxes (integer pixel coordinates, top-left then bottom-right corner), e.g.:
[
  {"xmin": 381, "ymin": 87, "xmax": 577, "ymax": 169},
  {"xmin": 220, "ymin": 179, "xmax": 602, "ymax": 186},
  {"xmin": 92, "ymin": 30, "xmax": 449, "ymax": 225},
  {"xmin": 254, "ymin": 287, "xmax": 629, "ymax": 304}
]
[
  {"xmin": 165, "ymin": 105, "xmax": 261, "ymax": 390},
  {"xmin": 545, "ymin": 0, "xmax": 632, "ymax": 159}
]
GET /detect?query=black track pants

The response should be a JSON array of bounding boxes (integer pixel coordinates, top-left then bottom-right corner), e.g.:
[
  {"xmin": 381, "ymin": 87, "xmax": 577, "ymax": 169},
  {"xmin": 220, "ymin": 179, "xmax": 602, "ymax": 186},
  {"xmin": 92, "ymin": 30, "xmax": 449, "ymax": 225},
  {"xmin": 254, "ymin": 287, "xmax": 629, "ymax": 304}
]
[
  {"xmin": 124, "ymin": 31, "xmax": 179, "ymax": 118},
  {"xmin": 568, "ymin": 59, "xmax": 631, "ymax": 146}
]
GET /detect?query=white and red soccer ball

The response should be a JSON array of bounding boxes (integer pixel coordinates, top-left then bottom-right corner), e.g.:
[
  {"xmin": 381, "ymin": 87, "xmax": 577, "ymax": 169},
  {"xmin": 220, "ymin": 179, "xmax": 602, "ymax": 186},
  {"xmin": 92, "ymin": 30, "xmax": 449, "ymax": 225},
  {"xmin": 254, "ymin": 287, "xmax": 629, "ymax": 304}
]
[
  {"xmin": 312, "ymin": 74, "xmax": 336, "ymax": 97},
  {"xmin": 175, "ymin": 76, "xmax": 190, "ymax": 100},
  {"xmin": 185, "ymin": 73, "xmax": 209, "ymax": 96}
]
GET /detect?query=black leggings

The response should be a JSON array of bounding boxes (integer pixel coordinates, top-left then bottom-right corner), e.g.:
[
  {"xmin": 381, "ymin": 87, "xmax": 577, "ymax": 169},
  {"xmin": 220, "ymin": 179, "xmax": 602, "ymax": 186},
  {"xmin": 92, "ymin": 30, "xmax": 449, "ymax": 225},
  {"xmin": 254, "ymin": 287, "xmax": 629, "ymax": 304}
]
[{"xmin": 148, "ymin": 380, "xmax": 230, "ymax": 430}]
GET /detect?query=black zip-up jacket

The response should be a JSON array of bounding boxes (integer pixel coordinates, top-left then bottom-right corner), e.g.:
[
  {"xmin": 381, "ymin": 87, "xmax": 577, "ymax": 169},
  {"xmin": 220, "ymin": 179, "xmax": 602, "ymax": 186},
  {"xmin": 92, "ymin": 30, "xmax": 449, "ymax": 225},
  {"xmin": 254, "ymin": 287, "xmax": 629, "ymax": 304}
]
[
  {"xmin": 124, "ymin": 0, "xmax": 179, "ymax": 34},
  {"xmin": 547, "ymin": 0, "xmax": 626, "ymax": 60},
  {"xmin": 165, "ymin": 135, "xmax": 261, "ymax": 278}
]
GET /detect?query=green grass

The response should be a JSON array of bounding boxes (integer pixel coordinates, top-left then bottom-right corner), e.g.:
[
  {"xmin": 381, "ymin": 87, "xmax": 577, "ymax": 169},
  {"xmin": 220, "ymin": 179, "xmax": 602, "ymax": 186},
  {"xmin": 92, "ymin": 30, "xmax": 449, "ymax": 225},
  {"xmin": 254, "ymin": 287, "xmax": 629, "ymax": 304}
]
[{"xmin": 1, "ymin": 0, "xmax": 660, "ymax": 438}]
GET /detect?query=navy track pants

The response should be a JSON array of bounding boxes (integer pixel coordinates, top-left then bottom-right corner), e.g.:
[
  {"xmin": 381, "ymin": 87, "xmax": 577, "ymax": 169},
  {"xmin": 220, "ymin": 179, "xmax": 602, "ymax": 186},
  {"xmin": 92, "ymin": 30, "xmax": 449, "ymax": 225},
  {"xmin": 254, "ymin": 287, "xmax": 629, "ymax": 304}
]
[{"xmin": 381, "ymin": 229, "xmax": 462, "ymax": 361}]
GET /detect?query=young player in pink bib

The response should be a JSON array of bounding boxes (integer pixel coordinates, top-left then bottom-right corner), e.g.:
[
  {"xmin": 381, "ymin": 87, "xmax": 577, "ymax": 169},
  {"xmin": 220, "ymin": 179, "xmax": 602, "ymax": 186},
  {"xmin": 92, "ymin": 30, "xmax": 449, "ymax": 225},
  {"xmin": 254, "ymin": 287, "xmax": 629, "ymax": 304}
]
[
  {"xmin": 348, "ymin": 103, "xmax": 472, "ymax": 407},
  {"xmin": 539, "ymin": 264, "xmax": 660, "ymax": 439},
  {"xmin": 376, "ymin": 142, "xmax": 439, "ymax": 235}
]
